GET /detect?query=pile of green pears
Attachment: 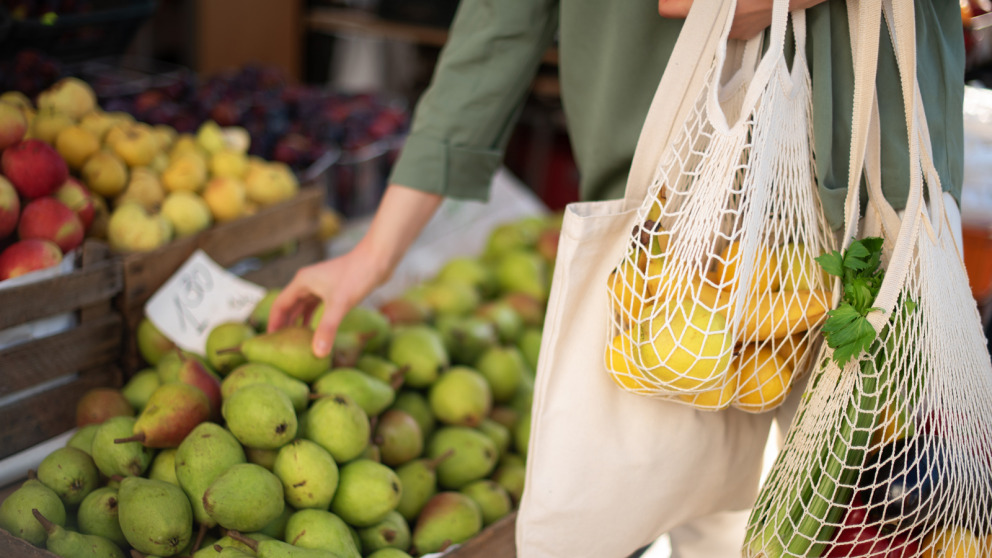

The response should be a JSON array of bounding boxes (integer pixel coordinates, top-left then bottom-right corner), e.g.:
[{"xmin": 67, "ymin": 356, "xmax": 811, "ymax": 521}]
[{"xmin": 0, "ymin": 214, "xmax": 562, "ymax": 558}]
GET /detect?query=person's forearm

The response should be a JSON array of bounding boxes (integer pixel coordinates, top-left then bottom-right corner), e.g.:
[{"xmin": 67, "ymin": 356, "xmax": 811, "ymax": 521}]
[{"xmin": 357, "ymin": 183, "xmax": 444, "ymax": 285}]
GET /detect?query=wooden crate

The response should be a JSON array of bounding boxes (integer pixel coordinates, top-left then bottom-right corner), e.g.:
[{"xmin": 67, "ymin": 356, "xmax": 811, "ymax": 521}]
[
  {"xmin": 115, "ymin": 186, "xmax": 325, "ymax": 374},
  {"xmin": 0, "ymin": 241, "xmax": 123, "ymax": 461}
]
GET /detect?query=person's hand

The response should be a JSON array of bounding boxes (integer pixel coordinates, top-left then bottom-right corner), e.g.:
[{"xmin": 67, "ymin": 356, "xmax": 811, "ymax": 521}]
[
  {"xmin": 266, "ymin": 184, "xmax": 443, "ymax": 358},
  {"xmin": 658, "ymin": 0, "xmax": 828, "ymax": 40}
]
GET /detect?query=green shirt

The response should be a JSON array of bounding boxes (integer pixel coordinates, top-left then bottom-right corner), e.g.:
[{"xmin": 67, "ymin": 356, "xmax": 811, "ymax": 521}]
[{"xmin": 388, "ymin": 1, "xmax": 964, "ymax": 230}]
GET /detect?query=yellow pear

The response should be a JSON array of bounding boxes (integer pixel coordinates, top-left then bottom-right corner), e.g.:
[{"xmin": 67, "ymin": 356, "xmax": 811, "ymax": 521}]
[
  {"xmin": 714, "ymin": 240, "xmax": 780, "ymax": 294},
  {"xmin": 113, "ymin": 124, "xmax": 160, "ymax": 167},
  {"xmin": 152, "ymin": 125, "xmax": 176, "ymax": 151},
  {"xmin": 149, "ymin": 152, "xmax": 170, "ymax": 174},
  {"xmin": 107, "ymin": 203, "xmax": 171, "ymax": 253},
  {"xmin": 55, "ymin": 124, "xmax": 100, "ymax": 169},
  {"xmin": 209, "ymin": 148, "xmax": 249, "ymax": 179},
  {"xmin": 202, "ymin": 176, "xmax": 247, "ymax": 222},
  {"xmin": 116, "ymin": 167, "xmax": 165, "ymax": 211},
  {"xmin": 244, "ymin": 161, "xmax": 297, "ymax": 206},
  {"xmin": 81, "ymin": 150, "xmax": 129, "ymax": 198},
  {"xmin": 637, "ymin": 300, "xmax": 732, "ymax": 391},
  {"xmin": 37, "ymin": 77, "xmax": 96, "ymax": 120},
  {"xmin": 29, "ymin": 108, "xmax": 74, "ymax": 144},
  {"xmin": 196, "ymin": 120, "xmax": 226, "ymax": 155},
  {"xmin": 162, "ymin": 152, "xmax": 208, "ymax": 193},
  {"xmin": 732, "ymin": 345, "xmax": 793, "ymax": 412},
  {"xmin": 161, "ymin": 192, "xmax": 212, "ymax": 237}
]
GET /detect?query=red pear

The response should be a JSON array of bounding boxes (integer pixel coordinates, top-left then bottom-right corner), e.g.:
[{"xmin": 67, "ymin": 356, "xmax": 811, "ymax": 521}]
[
  {"xmin": 76, "ymin": 388, "xmax": 135, "ymax": 427},
  {"xmin": 172, "ymin": 351, "xmax": 223, "ymax": 420},
  {"xmin": 115, "ymin": 382, "xmax": 210, "ymax": 448}
]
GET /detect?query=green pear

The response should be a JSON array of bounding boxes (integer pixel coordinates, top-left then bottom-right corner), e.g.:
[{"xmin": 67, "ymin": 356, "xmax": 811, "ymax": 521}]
[
  {"xmin": 484, "ymin": 221, "xmax": 540, "ymax": 260},
  {"xmin": 157, "ymin": 350, "xmax": 214, "ymax": 383},
  {"xmin": 516, "ymin": 327, "xmax": 543, "ymax": 374},
  {"xmin": 66, "ymin": 424, "xmax": 100, "ymax": 455},
  {"xmin": 32, "ymin": 509, "xmax": 125, "ymax": 558},
  {"xmin": 199, "ymin": 544, "xmax": 255, "ymax": 557},
  {"xmin": 222, "ymin": 362, "xmax": 310, "ymax": 413},
  {"xmin": 459, "ymin": 480, "xmax": 513, "ymax": 526},
  {"xmin": 501, "ymin": 292, "xmax": 545, "ymax": 328},
  {"xmin": 273, "ymin": 439, "xmax": 339, "ymax": 510},
  {"xmin": 510, "ymin": 374, "xmax": 535, "ymax": 416},
  {"xmin": 335, "ymin": 306, "xmax": 391, "ymax": 353},
  {"xmin": 148, "ymin": 448, "xmax": 180, "ymax": 485},
  {"xmin": 118, "ymin": 476, "xmax": 192, "ymax": 556},
  {"xmin": 206, "ymin": 322, "xmax": 256, "ymax": 375},
  {"xmin": 492, "ymin": 456, "xmax": 526, "ymax": 505},
  {"xmin": 428, "ymin": 367, "xmax": 492, "ymax": 427},
  {"xmin": 477, "ymin": 418, "xmax": 512, "ymax": 458},
  {"xmin": 514, "ymin": 412, "xmax": 532, "ymax": 457},
  {"xmin": 367, "ymin": 549, "xmax": 413, "ymax": 558},
  {"xmin": 421, "ymin": 279, "xmax": 480, "ymax": 317},
  {"xmin": 248, "ymin": 289, "xmax": 281, "ymax": 331},
  {"xmin": 393, "ymin": 450, "xmax": 453, "ymax": 523},
  {"xmin": 199, "ymin": 533, "xmax": 273, "ymax": 557},
  {"xmin": 410, "ymin": 492, "xmax": 483, "ymax": 555},
  {"xmin": 202, "ymin": 463, "xmax": 284, "ymax": 532},
  {"xmin": 246, "ymin": 446, "xmax": 280, "ymax": 470},
  {"xmin": 233, "ymin": 326, "xmax": 330, "ymax": 382},
  {"xmin": 312, "ymin": 368, "xmax": 397, "ymax": 417},
  {"xmin": 77, "ymin": 487, "xmax": 128, "ymax": 548},
  {"xmin": 427, "ymin": 427, "xmax": 498, "ymax": 489},
  {"xmin": 474, "ymin": 300, "xmax": 524, "ymax": 345},
  {"xmin": 304, "ymin": 393, "xmax": 370, "ymax": 463},
  {"xmin": 257, "ymin": 506, "xmax": 294, "ymax": 540},
  {"xmin": 495, "ymin": 250, "xmax": 548, "ymax": 302},
  {"xmin": 121, "ymin": 369, "xmax": 161, "ymax": 411},
  {"xmin": 37, "ymin": 447, "xmax": 100, "ymax": 507},
  {"xmin": 373, "ymin": 409, "xmax": 423, "ymax": 467},
  {"xmin": 90, "ymin": 416, "xmax": 154, "ymax": 477},
  {"xmin": 436, "ymin": 315, "xmax": 499, "ymax": 365},
  {"xmin": 362, "ymin": 444, "xmax": 383, "ymax": 463},
  {"xmin": 175, "ymin": 422, "xmax": 247, "ymax": 527},
  {"xmin": 356, "ymin": 510, "xmax": 410, "ymax": 555},
  {"xmin": 330, "ymin": 460, "xmax": 402, "ymax": 527},
  {"xmin": 488, "ymin": 406, "xmax": 521, "ymax": 433},
  {"xmin": 137, "ymin": 317, "xmax": 175, "ymax": 366},
  {"xmin": 387, "ymin": 326, "xmax": 449, "ymax": 388},
  {"xmin": 356, "ymin": 354, "xmax": 406, "ymax": 384},
  {"xmin": 283, "ymin": 509, "xmax": 360, "ymax": 558},
  {"xmin": 377, "ymin": 297, "xmax": 432, "ymax": 326},
  {"xmin": 436, "ymin": 256, "xmax": 497, "ymax": 298},
  {"xmin": 120, "ymin": 382, "xmax": 212, "ymax": 448},
  {"xmin": 222, "ymin": 383, "xmax": 297, "ymax": 449},
  {"xmin": 225, "ymin": 531, "xmax": 340, "ymax": 557},
  {"xmin": 0, "ymin": 479, "xmax": 66, "ymax": 546},
  {"xmin": 389, "ymin": 391, "xmax": 435, "ymax": 440},
  {"xmin": 475, "ymin": 346, "xmax": 527, "ymax": 403}
]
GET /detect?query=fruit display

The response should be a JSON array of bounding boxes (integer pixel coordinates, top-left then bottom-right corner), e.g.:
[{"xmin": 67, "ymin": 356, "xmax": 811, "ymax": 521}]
[{"xmin": 0, "ymin": 213, "xmax": 562, "ymax": 557}]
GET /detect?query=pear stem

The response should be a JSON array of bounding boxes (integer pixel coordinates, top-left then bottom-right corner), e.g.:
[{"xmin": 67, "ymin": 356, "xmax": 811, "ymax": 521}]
[
  {"xmin": 389, "ymin": 371, "xmax": 405, "ymax": 391},
  {"xmin": 192, "ymin": 522, "xmax": 208, "ymax": 553},
  {"xmin": 114, "ymin": 432, "xmax": 146, "ymax": 444},
  {"xmin": 428, "ymin": 448, "xmax": 456, "ymax": 470},
  {"xmin": 31, "ymin": 509, "xmax": 55, "ymax": 534},
  {"xmin": 27, "ymin": 469, "xmax": 37, "ymax": 480},
  {"xmin": 226, "ymin": 531, "xmax": 259, "ymax": 552}
]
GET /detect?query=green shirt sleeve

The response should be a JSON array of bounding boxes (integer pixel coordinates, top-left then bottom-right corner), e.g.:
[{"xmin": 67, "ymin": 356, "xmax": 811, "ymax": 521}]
[{"xmin": 388, "ymin": 0, "xmax": 559, "ymax": 200}]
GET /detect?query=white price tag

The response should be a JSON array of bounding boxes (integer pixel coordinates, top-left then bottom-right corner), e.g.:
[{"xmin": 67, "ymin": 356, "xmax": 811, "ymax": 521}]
[{"xmin": 145, "ymin": 250, "xmax": 268, "ymax": 355}]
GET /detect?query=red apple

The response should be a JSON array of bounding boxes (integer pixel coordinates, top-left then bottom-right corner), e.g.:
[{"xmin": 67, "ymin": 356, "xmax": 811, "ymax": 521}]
[
  {"xmin": 1, "ymin": 139, "xmax": 69, "ymax": 199},
  {"xmin": 0, "ymin": 176, "xmax": 19, "ymax": 239},
  {"xmin": 0, "ymin": 100, "xmax": 28, "ymax": 150},
  {"xmin": 18, "ymin": 197, "xmax": 85, "ymax": 253},
  {"xmin": 54, "ymin": 177, "xmax": 96, "ymax": 231},
  {"xmin": 0, "ymin": 239, "xmax": 63, "ymax": 280}
]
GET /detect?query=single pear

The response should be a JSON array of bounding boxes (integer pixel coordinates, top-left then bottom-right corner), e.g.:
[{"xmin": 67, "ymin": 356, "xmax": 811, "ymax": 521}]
[
  {"xmin": 311, "ymin": 368, "xmax": 398, "ymax": 417},
  {"xmin": 273, "ymin": 439, "xmax": 339, "ymax": 510},
  {"xmin": 475, "ymin": 346, "xmax": 528, "ymax": 403},
  {"xmin": 136, "ymin": 318, "xmax": 176, "ymax": 366},
  {"xmin": 256, "ymin": 506, "xmax": 294, "ymax": 540},
  {"xmin": 75, "ymin": 388, "xmax": 135, "ymax": 428},
  {"xmin": 221, "ymin": 362, "xmax": 310, "ymax": 413},
  {"xmin": 410, "ymin": 492, "xmax": 483, "ymax": 555},
  {"xmin": 393, "ymin": 451, "xmax": 453, "ymax": 522},
  {"xmin": 488, "ymin": 406, "xmax": 520, "ymax": 433},
  {"xmin": 421, "ymin": 279, "xmax": 481, "ymax": 317},
  {"xmin": 121, "ymin": 369, "xmax": 161, "ymax": 411},
  {"xmin": 387, "ymin": 326, "xmax": 449, "ymax": 388},
  {"xmin": 170, "ymin": 351, "xmax": 224, "ymax": 419},
  {"xmin": 117, "ymin": 476, "xmax": 193, "ymax": 556},
  {"xmin": 367, "ymin": 550, "xmax": 413, "ymax": 558},
  {"xmin": 206, "ymin": 322, "xmax": 255, "ymax": 375},
  {"xmin": 246, "ymin": 446, "xmax": 280, "ymax": 471},
  {"xmin": 436, "ymin": 257, "xmax": 497, "ymax": 298},
  {"xmin": 474, "ymin": 300, "xmax": 525, "ymax": 345},
  {"xmin": 477, "ymin": 418, "xmax": 512, "ymax": 458},
  {"xmin": 0, "ymin": 479, "xmax": 66, "ymax": 546},
  {"xmin": 356, "ymin": 355, "xmax": 405, "ymax": 385},
  {"xmin": 66, "ymin": 424, "xmax": 100, "ymax": 455},
  {"xmin": 175, "ymin": 422, "xmax": 247, "ymax": 527},
  {"xmin": 248, "ymin": 289, "xmax": 281, "ymax": 332},
  {"xmin": 516, "ymin": 327, "xmax": 543, "ymax": 374},
  {"xmin": 330, "ymin": 459, "xmax": 402, "ymax": 528},
  {"xmin": 304, "ymin": 393, "xmax": 370, "ymax": 463},
  {"xmin": 221, "ymin": 383, "xmax": 297, "ymax": 449},
  {"xmin": 330, "ymin": 329, "xmax": 377, "ymax": 369},
  {"xmin": 435, "ymin": 315, "xmax": 499, "ymax": 366},
  {"xmin": 377, "ymin": 297, "xmax": 432, "ymax": 326},
  {"xmin": 356, "ymin": 510, "xmax": 410, "ymax": 555},
  {"xmin": 91, "ymin": 417, "xmax": 154, "ymax": 477},
  {"xmin": 459, "ymin": 480, "xmax": 513, "ymax": 526},
  {"xmin": 37, "ymin": 447, "xmax": 100, "ymax": 507},
  {"xmin": 428, "ymin": 367, "xmax": 492, "ymax": 427},
  {"xmin": 514, "ymin": 412, "xmax": 532, "ymax": 457},
  {"xmin": 117, "ymin": 382, "xmax": 211, "ymax": 448},
  {"xmin": 225, "ymin": 531, "xmax": 339, "ymax": 558},
  {"xmin": 194, "ymin": 533, "xmax": 263, "ymax": 557},
  {"xmin": 32, "ymin": 509, "xmax": 126, "ymax": 558},
  {"xmin": 202, "ymin": 463, "xmax": 284, "ymax": 532},
  {"xmin": 373, "ymin": 409, "xmax": 423, "ymax": 467},
  {"xmin": 233, "ymin": 326, "xmax": 330, "ymax": 382},
  {"xmin": 283, "ymin": 509, "xmax": 361, "ymax": 558},
  {"xmin": 389, "ymin": 391, "xmax": 436, "ymax": 441},
  {"xmin": 333, "ymin": 305, "xmax": 391, "ymax": 353},
  {"xmin": 148, "ymin": 448, "xmax": 180, "ymax": 485},
  {"xmin": 492, "ymin": 457, "xmax": 526, "ymax": 505},
  {"xmin": 77, "ymin": 487, "xmax": 128, "ymax": 548},
  {"xmin": 483, "ymin": 220, "xmax": 540, "ymax": 260},
  {"xmin": 427, "ymin": 427, "xmax": 498, "ymax": 489},
  {"xmin": 501, "ymin": 292, "xmax": 545, "ymax": 328}
]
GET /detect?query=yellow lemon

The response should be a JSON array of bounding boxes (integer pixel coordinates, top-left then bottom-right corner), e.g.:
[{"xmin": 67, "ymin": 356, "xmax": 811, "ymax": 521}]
[
  {"xmin": 680, "ymin": 369, "xmax": 737, "ymax": 409},
  {"xmin": 637, "ymin": 300, "xmax": 732, "ymax": 391},
  {"xmin": 740, "ymin": 289, "xmax": 830, "ymax": 341},
  {"xmin": 774, "ymin": 333, "xmax": 813, "ymax": 372},
  {"xmin": 921, "ymin": 526, "xmax": 985, "ymax": 558},
  {"xmin": 732, "ymin": 345, "xmax": 793, "ymax": 412},
  {"xmin": 609, "ymin": 260, "xmax": 649, "ymax": 325},
  {"xmin": 606, "ymin": 332, "xmax": 650, "ymax": 391},
  {"xmin": 714, "ymin": 240, "xmax": 780, "ymax": 294}
]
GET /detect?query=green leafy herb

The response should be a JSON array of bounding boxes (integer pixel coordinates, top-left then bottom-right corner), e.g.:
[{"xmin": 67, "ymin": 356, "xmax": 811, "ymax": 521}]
[{"xmin": 814, "ymin": 237, "xmax": 887, "ymax": 367}]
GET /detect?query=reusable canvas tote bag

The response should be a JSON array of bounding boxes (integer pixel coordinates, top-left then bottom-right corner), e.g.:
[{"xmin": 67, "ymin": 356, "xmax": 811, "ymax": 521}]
[
  {"xmin": 744, "ymin": 1, "xmax": 992, "ymax": 556},
  {"xmin": 515, "ymin": 1, "xmax": 806, "ymax": 556}
]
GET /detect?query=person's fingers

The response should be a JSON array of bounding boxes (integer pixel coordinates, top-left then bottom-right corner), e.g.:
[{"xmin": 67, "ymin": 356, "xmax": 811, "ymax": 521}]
[
  {"xmin": 268, "ymin": 281, "xmax": 310, "ymax": 332},
  {"xmin": 312, "ymin": 299, "xmax": 350, "ymax": 358},
  {"xmin": 657, "ymin": 0, "xmax": 692, "ymax": 18}
]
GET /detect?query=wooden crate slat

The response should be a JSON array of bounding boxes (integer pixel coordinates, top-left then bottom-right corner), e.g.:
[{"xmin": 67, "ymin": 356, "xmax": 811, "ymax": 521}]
[
  {"xmin": 0, "ymin": 259, "xmax": 121, "ymax": 331},
  {"xmin": 0, "ymin": 366, "xmax": 120, "ymax": 460},
  {"xmin": 447, "ymin": 511, "xmax": 517, "ymax": 557},
  {"xmin": 0, "ymin": 529, "xmax": 54, "ymax": 558},
  {"xmin": 0, "ymin": 314, "xmax": 122, "ymax": 397}
]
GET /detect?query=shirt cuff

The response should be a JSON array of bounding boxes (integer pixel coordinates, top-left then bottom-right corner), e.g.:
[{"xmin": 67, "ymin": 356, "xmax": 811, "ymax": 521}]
[{"xmin": 387, "ymin": 134, "xmax": 503, "ymax": 201}]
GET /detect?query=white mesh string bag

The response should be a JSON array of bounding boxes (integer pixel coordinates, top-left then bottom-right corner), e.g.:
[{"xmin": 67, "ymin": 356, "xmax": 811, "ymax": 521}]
[
  {"xmin": 605, "ymin": 1, "xmax": 835, "ymax": 413},
  {"xmin": 744, "ymin": 1, "xmax": 992, "ymax": 556}
]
